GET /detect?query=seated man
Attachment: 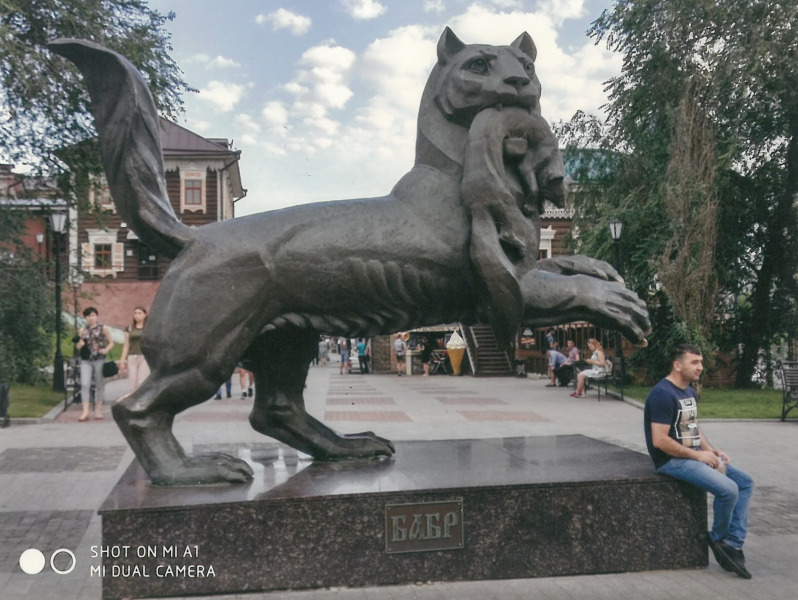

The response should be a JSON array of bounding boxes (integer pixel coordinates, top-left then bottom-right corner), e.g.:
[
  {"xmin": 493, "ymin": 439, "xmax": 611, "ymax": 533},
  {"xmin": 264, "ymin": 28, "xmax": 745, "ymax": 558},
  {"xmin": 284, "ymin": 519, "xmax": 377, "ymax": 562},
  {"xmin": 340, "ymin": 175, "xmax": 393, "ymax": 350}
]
[
  {"xmin": 553, "ymin": 339, "xmax": 580, "ymax": 387},
  {"xmin": 546, "ymin": 349, "xmax": 569, "ymax": 387},
  {"xmin": 644, "ymin": 343, "xmax": 754, "ymax": 579}
]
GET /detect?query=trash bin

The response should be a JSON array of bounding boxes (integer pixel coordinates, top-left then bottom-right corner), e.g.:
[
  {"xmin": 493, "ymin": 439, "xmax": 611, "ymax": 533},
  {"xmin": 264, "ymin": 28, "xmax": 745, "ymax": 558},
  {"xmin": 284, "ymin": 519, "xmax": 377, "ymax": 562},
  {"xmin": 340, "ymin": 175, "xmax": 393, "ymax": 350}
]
[
  {"xmin": 0, "ymin": 383, "xmax": 10, "ymax": 428},
  {"xmin": 514, "ymin": 359, "xmax": 527, "ymax": 378}
]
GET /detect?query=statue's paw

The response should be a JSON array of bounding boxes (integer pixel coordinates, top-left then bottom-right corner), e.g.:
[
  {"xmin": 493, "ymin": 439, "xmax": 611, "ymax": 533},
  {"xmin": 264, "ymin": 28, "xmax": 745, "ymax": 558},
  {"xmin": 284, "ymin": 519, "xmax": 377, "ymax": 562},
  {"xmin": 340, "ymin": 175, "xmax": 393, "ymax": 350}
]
[
  {"xmin": 538, "ymin": 256, "xmax": 622, "ymax": 283},
  {"xmin": 322, "ymin": 432, "xmax": 396, "ymax": 461},
  {"xmin": 152, "ymin": 453, "xmax": 254, "ymax": 485},
  {"xmin": 344, "ymin": 431, "xmax": 396, "ymax": 454},
  {"xmin": 598, "ymin": 283, "xmax": 651, "ymax": 344}
]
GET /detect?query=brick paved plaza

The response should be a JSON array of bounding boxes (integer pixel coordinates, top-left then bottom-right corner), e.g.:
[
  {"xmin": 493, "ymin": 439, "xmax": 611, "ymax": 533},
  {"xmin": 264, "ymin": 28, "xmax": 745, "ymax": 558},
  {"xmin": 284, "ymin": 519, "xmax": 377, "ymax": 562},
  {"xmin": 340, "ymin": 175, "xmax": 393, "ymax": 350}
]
[{"xmin": 1, "ymin": 358, "xmax": 796, "ymax": 600}]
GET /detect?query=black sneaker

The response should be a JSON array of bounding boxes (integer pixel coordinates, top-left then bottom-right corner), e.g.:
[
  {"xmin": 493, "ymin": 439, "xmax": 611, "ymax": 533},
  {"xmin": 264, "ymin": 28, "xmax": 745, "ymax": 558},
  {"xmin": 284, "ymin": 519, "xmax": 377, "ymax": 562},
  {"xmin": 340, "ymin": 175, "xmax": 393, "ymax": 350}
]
[
  {"xmin": 710, "ymin": 538, "xmax": 751, "ymax": 579},
  {"xmin": 708, "ymin": 537, "xmax": 734, "ymax": 572},
  {"xmin": 732, "ymin": 547, "xmax": 746, "ymax": 566}
]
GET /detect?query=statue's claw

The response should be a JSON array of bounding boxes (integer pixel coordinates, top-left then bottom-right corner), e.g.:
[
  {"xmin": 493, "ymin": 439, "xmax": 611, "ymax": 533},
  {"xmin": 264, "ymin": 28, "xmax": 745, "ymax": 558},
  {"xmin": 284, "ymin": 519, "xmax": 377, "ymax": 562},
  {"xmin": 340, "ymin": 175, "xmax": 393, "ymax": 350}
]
[
  {"xmin": 342, "ymin": 431, "xmax": 396, "ymax": 455},
  {"xmin": 537, "ymin": 255, "xmax": 623, "ymax": 284},
  {"xmin": 596, "ymin": 282, "xmax": 651, "ymax": 344},
  {"xmin": 151, "ymin": 453, "xmax": 254, "ymax": 486}
]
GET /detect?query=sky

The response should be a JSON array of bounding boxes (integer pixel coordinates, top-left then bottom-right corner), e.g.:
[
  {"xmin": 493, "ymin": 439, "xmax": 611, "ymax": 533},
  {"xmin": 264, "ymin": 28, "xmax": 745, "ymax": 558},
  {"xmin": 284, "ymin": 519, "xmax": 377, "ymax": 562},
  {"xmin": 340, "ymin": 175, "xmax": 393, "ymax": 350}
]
[{"xmin": 145, "ymin": 0, "xmax": 621, "ymax": 217}]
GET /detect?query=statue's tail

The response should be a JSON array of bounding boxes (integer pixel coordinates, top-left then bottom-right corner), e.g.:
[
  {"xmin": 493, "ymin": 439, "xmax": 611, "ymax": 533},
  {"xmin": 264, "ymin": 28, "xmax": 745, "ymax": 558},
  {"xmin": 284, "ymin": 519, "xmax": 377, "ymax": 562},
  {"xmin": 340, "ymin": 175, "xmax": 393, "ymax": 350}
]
[{"xmin": 49, "ymin": 39, "xmax": 190, "ymax": 258}]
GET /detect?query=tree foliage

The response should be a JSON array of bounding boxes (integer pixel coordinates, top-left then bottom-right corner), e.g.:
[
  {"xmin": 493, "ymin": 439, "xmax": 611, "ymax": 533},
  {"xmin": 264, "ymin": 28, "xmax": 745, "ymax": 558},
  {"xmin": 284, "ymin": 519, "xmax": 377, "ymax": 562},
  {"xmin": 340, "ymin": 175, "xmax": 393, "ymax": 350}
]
[
  {"xmin": 0, "ymin": 0, "xmax": 192, "ymax": 170},
  {"xmin": 0, "ymin": 244, "xmax": 52, "ymax": 383},
  {"xmin": 559, "ymin": 0, "xmax": 798, "ymax": 384},
  {"xmin": 0, "ymin": 0, "xmax": 192, "ymax": 383}
]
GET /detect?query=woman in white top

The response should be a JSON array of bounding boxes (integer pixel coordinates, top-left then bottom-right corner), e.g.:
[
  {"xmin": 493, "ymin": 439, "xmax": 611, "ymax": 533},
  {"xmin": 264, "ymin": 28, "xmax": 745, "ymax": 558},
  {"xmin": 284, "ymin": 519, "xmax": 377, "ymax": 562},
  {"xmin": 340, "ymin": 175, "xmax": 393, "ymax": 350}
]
[{"xmin": 572, "ymin": 338, "xmax": 607, "ymax": 398}]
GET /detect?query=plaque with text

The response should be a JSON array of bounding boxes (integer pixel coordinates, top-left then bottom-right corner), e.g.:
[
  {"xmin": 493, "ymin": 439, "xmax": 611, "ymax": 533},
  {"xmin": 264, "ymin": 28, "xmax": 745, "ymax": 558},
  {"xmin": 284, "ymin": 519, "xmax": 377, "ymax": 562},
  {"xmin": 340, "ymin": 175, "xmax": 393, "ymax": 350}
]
[{"xmin": 385, "ymin": 499, "xmax": 464, "ymax": 554}]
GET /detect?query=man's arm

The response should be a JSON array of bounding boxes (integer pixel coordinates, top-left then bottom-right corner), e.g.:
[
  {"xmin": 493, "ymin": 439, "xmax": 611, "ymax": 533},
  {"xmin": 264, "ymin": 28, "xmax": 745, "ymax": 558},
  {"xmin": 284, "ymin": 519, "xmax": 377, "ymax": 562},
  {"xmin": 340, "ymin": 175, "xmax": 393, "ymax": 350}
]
[
  {"xmin": 699, "ymin": 432, "xmax": 731, "ymax": 463},
  {"xmin": 650, "ymin": 423, "xmax": 720, "ymax": 468}
]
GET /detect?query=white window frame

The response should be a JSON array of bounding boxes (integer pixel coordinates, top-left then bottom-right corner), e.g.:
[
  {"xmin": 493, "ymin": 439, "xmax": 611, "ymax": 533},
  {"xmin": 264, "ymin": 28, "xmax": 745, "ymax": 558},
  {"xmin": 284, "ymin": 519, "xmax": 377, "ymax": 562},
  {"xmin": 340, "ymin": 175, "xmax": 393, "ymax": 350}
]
[
  {"xmin": 180, "ymin": 169, "xmax": 207, "ymax": 214},
  {"xmin": 539, "ymin": 225, "xmax": 556, "ymax": 259},
  {"xmin": 82, "ymin": 229, "xmax": 124, "ymax": 278}
]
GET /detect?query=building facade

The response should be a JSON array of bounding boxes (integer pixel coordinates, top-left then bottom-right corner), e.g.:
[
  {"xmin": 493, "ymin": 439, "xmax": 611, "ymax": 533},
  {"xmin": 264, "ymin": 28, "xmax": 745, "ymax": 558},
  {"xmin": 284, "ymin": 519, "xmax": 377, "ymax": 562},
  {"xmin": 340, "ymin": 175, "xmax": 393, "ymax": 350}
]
[{"xmin": 73, "ymin": 118, "xmax": 245, "ymax": 329}]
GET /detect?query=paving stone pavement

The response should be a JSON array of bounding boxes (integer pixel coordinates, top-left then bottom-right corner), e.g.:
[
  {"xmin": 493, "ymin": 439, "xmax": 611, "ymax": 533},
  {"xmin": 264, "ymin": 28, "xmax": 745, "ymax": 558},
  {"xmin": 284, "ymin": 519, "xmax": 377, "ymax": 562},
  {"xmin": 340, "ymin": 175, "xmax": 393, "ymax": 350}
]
[{"xmin": 1, "ymin": 357, "xmax": 797, "ymax": 600}]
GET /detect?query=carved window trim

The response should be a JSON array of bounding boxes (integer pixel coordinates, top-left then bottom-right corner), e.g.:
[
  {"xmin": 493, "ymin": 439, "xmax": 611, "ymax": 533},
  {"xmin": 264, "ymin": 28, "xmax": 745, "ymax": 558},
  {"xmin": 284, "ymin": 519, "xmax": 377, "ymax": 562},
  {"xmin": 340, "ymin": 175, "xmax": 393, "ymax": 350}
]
[
  {"xmin": 180, "ymin": 169, "xmax": 206, "ymax": 214},
  {"xmin": 83, "ymin": 229, "xmax": 124, "ymax": 278}
]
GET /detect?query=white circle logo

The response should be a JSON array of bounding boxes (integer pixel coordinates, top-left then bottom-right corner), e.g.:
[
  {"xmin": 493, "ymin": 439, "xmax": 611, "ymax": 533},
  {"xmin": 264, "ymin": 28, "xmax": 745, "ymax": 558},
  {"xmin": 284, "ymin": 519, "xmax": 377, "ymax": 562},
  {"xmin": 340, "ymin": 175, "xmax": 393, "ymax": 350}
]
[
  {"xmin": 19, "ymin": 549, "xmax": 46, "ymax": 575},
  {"xmin": 50, "ymin": 548, "xmax": 77, "ymax": 575}
]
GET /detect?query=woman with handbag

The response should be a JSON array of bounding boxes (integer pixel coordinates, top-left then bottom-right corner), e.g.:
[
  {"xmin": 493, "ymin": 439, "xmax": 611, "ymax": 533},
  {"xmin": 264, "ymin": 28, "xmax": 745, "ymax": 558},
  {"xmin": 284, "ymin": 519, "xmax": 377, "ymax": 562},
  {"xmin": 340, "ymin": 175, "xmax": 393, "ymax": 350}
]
[
  {"xmin": 75, "ymin": 307, "xmax": 114, "ymax": 421},
  {"xmin": 119, "ymin": 306, "xmax": 150, "ymax": 392}
]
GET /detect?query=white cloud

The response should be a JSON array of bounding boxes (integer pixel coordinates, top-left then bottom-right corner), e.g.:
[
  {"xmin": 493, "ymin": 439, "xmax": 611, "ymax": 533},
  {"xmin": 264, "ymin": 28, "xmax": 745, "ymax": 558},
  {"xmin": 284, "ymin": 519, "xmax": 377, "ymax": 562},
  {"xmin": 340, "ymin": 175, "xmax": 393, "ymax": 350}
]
[
  {"xmin": 359, "ymin": 25, "xmax": 438, "ymax": 112},
  {"xmin": 197, "ymin": 81, "xmax": 247, "ymax": 112},
  {"xmin": 187, "ymin": 53, "xmax": 241, "ymax": 70},
  {"xmin": 283, "ymin": 82, "xmax": 309, "ymax": 96},
  {"xmin": 291, "ymin": 101, "xmax": 328, "ymax": 120},
  {"xmin": 484, "ymin": 0, "xmax": 525, "ymax": 9},
  {"xmin": 262, "ymin": 101, "xmax": 288, "ymax": 128},
  {"xmin": 303, "ymin": 116, "xmax": 339, "ymax": 137},
  {"xmin": 537, "ymin": 0, "xmax": 587, "ymax": 22},
  {"xmin": 423, "ymin": 0, "xmax": 445, "ymax": 12},
  {"xmin": 207, "ymin": 56, "xmax": 240, "ymax": 69},
  {"xmin": 256, "ymin": 8, "xmax": 312, "ymax": 35},
  {"xmin": 293, "ymin": 43, "xmax": 357, "ymax": 110},
  {"xmin": 235, "ymin": 113, "xmax": 262, "ymax": 133},
  {"xmin": 259, "ymin": 141, "xmax": 288, "ymax": 157},
  {"xmin": 542, "ymin": 41, "xmax": 621, "ymax": 121},
  {"xmin": 341, "ymin": 0, "xmax": 386, "ymax": 20}
]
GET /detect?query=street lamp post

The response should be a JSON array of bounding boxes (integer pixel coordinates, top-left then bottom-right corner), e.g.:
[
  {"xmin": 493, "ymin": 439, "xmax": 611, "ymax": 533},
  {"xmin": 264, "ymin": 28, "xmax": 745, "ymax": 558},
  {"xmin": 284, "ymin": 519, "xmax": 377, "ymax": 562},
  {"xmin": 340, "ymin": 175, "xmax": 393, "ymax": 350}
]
[
  {"xmin": 69, "ymin": 268, "xmax": 84, "ymax": 332},
  {"xmin": 608, "ymin": 218, "xmax": 625, "ymax": 392},
  {"xmin": 50, "ymin": 212, "xmax": 68, "ymax": 393}
]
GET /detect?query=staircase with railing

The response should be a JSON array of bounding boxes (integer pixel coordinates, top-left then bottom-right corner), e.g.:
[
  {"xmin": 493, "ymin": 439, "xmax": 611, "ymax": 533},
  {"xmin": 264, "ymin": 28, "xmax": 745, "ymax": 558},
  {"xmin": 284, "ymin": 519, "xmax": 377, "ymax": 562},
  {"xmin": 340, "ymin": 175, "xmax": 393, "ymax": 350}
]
[{"xmin": 462, "ymin": 324, "xmax": 514, "ymax": 376}]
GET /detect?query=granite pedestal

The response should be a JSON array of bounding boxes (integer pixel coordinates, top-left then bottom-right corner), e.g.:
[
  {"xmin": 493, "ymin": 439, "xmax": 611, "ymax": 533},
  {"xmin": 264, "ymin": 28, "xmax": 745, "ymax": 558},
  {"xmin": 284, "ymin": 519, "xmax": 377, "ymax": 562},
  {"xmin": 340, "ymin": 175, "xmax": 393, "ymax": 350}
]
[{"xmin": 98, "ymin": 435, "xmax": 707, "ymax": 599}]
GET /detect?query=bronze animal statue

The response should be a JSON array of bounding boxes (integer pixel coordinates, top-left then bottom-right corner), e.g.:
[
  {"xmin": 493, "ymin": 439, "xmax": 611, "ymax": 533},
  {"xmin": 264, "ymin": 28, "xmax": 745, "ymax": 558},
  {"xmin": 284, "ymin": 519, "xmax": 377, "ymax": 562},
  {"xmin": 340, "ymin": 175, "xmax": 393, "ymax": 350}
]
[{"xmin": 49, "ymin": 29, "xmax": 650, "ymax": 485}]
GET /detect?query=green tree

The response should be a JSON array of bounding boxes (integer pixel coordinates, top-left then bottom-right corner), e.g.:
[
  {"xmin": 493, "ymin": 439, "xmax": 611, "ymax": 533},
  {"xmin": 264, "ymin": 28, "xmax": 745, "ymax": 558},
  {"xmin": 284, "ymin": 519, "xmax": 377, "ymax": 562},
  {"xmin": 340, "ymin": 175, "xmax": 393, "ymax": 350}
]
[
  {"xmin": 0, "ymin": 241, "xmax": 52, "ymax": 383},
  {"xmin": 559, "ymin": 0, "xmax": 798, "ymax": 384},
  {"xmin": 0, "ymin": 0, "xmax": 191, "ymax": 170},
  {"xmin": 0, "ymin": 0, "xmax": 192, "ymax": 383}
]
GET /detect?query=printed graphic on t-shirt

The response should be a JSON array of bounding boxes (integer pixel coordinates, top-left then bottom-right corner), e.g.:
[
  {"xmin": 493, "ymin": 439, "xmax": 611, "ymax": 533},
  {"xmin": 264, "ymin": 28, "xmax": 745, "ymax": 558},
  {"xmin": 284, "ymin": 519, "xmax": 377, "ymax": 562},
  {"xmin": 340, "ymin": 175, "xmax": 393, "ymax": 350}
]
[{"xmin": 675, "ymin": 397, "xmax": 700, "ymax": 449}]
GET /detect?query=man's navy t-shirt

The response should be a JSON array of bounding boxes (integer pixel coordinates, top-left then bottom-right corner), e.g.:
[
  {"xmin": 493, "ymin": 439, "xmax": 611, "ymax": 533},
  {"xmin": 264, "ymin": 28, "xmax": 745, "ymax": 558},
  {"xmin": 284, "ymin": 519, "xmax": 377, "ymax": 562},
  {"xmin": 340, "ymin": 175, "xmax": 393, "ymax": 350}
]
[{"xmin": 644, "ymin": 378, "xmax": 702, "ymax": 469}]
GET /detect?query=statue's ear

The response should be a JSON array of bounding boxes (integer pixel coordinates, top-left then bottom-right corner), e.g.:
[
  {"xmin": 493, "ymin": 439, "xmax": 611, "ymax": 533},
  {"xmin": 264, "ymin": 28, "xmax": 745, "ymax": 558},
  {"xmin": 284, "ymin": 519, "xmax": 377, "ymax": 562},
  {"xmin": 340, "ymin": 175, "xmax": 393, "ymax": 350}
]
[
  {"xmin": 511, "ymin": 32, "xmax": 537, "ymax": 62},
  {"xmin": 437, "ymin": 27, "xmax": 466, "ymax": 65}
]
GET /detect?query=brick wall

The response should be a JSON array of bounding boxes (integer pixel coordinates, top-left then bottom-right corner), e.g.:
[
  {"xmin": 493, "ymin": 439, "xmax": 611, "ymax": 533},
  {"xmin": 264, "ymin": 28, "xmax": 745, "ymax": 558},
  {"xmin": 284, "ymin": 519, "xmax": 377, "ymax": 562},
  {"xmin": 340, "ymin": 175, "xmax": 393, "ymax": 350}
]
[{"xmin": 75, "ymin": 281, "xmax": 160, "ymax": 330}]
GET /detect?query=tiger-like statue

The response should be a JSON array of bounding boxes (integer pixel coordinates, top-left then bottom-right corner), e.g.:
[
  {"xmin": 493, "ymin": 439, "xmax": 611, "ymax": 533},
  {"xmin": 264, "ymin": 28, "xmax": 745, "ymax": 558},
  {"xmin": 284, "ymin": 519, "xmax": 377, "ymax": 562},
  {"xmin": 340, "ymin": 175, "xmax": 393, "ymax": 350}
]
[{"xmin": 49, "ymin": 28, "xmax": 649, "ymax": 485}]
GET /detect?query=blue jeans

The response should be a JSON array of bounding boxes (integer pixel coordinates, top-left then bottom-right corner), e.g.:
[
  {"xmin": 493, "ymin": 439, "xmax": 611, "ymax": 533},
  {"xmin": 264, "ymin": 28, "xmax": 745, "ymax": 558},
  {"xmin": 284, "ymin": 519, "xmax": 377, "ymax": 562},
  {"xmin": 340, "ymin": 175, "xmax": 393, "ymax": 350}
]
[
  {"xmin": 80, "ymin": 358, "xmax": 105, "ymax": 405},
  {"xmin": 658, "ymin": 458, "xmax": 753, "ymax": 549}
]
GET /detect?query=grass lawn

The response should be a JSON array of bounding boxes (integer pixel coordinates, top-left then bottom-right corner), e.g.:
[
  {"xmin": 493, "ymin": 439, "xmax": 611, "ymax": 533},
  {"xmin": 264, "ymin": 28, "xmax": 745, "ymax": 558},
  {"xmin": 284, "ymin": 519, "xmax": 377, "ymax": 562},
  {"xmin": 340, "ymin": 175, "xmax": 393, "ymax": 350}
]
[
  {"xmin": 616, "ymin": 385, "xmax": 786, "ymax": 419},
  {"xmin": 6, "ymin": 385, "xmax": 65, "ymax": 418}
]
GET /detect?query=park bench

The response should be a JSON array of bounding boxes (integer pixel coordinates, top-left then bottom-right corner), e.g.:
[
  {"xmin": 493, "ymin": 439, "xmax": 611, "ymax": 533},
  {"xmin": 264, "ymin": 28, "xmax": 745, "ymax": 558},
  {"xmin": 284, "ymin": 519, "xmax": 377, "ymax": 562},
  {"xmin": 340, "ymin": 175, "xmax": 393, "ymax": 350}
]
[
  {"xmin": 778, "ymin": 360, "xmax": 798, "ymax": 421},
  {"xmin": 583, "ymin": 357, "xmax": 627, "ymax": 402}
]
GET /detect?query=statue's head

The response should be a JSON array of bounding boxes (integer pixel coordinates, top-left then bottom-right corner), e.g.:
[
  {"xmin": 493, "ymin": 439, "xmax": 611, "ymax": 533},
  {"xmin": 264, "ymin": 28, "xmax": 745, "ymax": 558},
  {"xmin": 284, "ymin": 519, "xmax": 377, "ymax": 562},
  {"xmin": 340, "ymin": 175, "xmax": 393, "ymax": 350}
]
[{"xmin": 433, "ymin": 28, "xmax": 540, "ymax": 128}]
